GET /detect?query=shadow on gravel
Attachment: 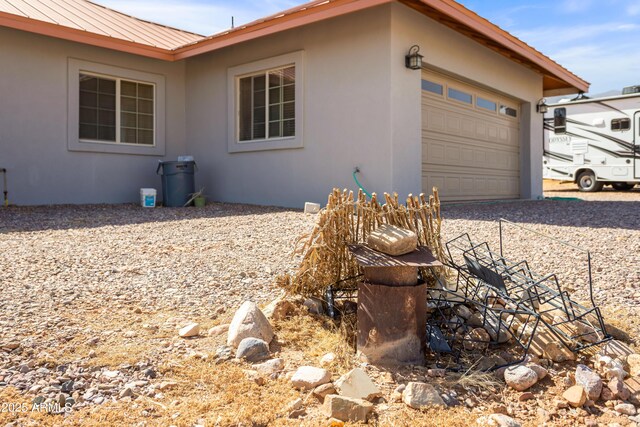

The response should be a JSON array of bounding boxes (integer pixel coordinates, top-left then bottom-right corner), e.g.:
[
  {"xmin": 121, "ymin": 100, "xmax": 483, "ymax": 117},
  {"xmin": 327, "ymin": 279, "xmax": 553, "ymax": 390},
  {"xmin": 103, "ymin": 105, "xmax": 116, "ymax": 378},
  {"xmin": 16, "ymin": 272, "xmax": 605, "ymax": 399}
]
[
  {"xmin": 442, "ymin": 199, "xmax": 640, "ymax": 231},
  {"xmin": 0, "ymin": 202, "xmax": 301, "ymax": 233}
]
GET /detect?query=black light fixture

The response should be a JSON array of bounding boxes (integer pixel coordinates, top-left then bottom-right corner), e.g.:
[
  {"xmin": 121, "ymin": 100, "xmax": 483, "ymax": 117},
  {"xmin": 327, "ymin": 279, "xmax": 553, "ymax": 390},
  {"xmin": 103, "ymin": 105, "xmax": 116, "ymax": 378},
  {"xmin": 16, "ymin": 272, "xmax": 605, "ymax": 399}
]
[
  {"xmin": 405, "ymin": 45, "xmax": 423, "ymax": 70},
  {"xmin": 536, "ymin": 98, "xmax": 548, "ymax": 114}
]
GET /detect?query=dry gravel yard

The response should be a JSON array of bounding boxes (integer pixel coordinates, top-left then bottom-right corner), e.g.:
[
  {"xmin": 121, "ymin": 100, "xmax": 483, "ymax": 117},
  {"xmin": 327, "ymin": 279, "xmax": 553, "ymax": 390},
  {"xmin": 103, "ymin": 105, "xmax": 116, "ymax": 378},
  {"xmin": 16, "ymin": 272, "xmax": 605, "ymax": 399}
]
[{"xmin": 0, "ymin": 182, "xmax": 639, "ymax": 426}]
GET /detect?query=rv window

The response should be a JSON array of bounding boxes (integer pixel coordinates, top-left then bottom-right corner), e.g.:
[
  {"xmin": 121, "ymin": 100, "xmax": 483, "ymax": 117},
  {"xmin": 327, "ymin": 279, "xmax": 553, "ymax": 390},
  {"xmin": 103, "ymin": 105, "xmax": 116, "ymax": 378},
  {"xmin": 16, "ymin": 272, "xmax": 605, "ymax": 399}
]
[
  {"xmin": 554, "ymin": 108, "xmax": 567, "ymax": 134},
  {"xmin": 499, "ymin": 105, "xmax": 518, "ymax": 118},
  {"xmin": 611, "ymin": 118, "xmax": 630, "ymax": 131}
]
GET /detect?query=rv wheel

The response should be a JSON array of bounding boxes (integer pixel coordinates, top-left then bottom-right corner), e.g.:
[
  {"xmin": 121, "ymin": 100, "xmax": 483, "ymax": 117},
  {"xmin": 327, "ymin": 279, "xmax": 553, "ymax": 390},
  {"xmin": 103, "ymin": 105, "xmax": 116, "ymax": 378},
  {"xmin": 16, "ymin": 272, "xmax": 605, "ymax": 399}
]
[
  {"xmin": 612, "ymin": 182, "xmax": 635, "ymax": 191},
  {"xmin": 577, "ymin": 171, "xmax": 603, "ymax": 192}
]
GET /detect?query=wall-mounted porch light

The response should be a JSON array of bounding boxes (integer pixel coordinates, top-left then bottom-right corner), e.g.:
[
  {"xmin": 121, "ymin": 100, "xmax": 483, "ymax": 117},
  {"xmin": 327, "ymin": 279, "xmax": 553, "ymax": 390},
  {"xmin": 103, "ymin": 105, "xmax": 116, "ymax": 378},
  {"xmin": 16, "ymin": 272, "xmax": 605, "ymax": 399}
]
[
  {"xmin": 536, "ymin": 98, "xmax": 548, "ymax": 114},
  {"xmin": 405, "ymin": 45, "xmax": 423, "ymax": 70}
]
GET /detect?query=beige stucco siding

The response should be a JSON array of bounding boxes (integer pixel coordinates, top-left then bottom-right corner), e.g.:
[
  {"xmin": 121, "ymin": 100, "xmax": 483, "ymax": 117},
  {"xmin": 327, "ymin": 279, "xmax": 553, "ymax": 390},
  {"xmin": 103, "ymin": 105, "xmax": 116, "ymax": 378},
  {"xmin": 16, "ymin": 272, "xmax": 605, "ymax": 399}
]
[
  {"xmin": 185, "ymin": 5, "xmax": 395, "ymax": 208},
  {"xmin": 0, "ymin": 26, "xmax": 187, "ymax": 205}
]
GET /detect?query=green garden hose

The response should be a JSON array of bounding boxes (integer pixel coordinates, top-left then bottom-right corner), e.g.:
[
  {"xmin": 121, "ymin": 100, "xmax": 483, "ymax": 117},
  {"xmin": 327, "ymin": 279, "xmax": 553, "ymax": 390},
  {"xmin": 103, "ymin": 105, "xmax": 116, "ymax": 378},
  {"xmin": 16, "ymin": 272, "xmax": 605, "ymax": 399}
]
[{"xmin": 353, "ymin": 168, "xmax": 373, "ymax": 199}]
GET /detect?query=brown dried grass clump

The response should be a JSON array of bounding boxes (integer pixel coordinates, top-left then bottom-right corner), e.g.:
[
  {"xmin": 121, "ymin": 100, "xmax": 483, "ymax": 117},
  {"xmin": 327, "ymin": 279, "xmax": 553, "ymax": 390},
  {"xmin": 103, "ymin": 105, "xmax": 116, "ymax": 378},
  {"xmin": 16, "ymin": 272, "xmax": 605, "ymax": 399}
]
[{"xmin": 277, "ymin": 188, "xmax": 446, "ymax": 297}]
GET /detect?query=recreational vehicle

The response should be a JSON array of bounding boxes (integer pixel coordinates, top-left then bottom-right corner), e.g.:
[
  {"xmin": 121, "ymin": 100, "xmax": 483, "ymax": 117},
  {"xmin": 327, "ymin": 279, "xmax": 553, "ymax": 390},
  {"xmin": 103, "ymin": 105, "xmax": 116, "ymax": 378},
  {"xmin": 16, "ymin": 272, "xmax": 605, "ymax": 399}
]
[{"xmin": 542, "ymin": 88, "xmax": 640, "ymax": 191}]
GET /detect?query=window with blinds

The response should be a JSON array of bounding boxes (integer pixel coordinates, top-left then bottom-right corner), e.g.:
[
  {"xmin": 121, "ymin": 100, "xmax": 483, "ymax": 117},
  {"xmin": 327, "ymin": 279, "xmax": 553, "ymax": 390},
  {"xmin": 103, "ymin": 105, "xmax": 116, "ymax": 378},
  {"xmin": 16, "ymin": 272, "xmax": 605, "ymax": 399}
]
[
  {"xmin": 238, "ymin": 65, "xmax": 295, "ymax": 142},
  {"xmin": 79, "ymin": 73, "xmax": 155, "ymax": 145}
]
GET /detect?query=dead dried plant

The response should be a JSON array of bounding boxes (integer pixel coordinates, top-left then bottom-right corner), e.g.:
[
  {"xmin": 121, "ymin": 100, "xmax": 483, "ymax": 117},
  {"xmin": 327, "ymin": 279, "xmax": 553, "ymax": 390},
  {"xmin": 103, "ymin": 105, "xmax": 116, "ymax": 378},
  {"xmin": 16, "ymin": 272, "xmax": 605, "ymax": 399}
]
[{"xmin": 277, "ymin": 187, "xmax": 446, "ymax": 297}]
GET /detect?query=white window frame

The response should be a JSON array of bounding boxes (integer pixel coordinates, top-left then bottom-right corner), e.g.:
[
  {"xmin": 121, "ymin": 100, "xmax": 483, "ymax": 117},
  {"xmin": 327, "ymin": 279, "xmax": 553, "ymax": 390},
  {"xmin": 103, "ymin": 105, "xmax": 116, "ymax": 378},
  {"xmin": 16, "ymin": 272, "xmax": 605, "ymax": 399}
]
[
  {"xmin": 227, "ymin": 51, "xmax": 304, "ymax": 153},
  {"xmin": 68, "ymin": 58, "xmax": 166, "ymax": 156}
]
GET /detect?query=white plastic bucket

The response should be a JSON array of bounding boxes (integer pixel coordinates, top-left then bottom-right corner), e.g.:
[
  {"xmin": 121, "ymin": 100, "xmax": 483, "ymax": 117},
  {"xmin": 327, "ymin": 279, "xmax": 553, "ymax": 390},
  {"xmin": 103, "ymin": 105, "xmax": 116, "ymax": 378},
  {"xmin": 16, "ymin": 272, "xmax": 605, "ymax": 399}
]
[{"xmin": 140, "ymin": 188, "xmax": 156, "ymax": 208}]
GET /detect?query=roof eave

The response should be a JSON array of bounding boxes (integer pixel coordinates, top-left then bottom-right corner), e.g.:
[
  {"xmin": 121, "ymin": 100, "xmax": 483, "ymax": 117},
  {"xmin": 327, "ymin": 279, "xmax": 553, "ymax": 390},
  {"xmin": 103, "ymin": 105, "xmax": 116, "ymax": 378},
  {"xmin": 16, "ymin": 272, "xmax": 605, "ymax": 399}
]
[
  {"xmin": 401, "ymin": 0, "xmax": 589, "ymax": 94},
  {"xmin": 0, "ymin": 11, "xmax": 175, "ymax": 61},
  {"xmin": 172, "ymin": 0, "xmax": 392, "ymax": 60}
]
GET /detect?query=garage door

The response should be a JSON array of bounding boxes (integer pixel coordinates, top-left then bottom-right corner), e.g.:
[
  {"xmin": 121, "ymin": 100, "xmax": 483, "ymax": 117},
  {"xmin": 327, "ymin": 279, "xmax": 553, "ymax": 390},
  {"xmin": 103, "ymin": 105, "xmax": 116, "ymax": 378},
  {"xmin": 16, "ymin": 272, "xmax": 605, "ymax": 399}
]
[{"xmin": 422, "ymin": 69, "xmax": 521, "ymax": 201}]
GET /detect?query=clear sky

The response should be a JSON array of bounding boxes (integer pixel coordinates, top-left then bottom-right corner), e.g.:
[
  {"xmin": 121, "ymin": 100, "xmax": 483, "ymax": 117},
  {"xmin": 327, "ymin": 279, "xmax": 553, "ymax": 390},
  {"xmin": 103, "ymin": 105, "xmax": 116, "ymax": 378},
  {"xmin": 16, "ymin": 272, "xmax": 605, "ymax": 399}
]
[{"xmin": 98, "ymin": 0, "xmax": 640, "ymax": 95}]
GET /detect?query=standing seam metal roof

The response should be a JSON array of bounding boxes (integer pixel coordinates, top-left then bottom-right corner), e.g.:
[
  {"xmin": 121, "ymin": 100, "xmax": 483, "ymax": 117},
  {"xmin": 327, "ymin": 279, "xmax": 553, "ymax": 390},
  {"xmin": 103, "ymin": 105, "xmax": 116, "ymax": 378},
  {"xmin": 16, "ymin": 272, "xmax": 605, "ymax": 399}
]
[
  {"xmin": 0, "ymin": 0, "xmax": 589, "ymax": 93},
  {"xmin": 0, "ymin": 0, "xmax": 203, "ymax": 49}
]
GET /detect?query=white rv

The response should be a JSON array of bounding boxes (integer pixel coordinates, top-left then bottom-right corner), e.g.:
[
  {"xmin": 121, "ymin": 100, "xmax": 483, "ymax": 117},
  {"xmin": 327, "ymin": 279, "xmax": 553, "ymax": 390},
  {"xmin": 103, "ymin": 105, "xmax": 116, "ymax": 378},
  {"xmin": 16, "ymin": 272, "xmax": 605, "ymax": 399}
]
[{"xmin": 542, "ymin": 88, "xmax": 640, "ymax": 191}]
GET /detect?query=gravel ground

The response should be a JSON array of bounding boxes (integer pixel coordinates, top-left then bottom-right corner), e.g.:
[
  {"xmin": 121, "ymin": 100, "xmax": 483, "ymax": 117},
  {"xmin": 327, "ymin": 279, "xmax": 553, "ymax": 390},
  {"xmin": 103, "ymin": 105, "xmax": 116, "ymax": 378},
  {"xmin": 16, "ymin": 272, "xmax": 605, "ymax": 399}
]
[{"xmin": 0, "ymin": 183, "xmax": 638, "ymax": 412}]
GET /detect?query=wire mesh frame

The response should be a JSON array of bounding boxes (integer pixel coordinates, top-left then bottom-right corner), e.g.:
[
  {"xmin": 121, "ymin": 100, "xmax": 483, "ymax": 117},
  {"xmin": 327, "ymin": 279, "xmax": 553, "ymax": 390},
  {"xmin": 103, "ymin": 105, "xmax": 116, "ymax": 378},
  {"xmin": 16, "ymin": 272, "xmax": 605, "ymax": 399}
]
[
  {"xmin": 445, "ymin": 230, "xmax": 611, "ymax": 352},
  {"xmin": 424, "ymin": 268, "xmax": 541, "ymax": 371}
]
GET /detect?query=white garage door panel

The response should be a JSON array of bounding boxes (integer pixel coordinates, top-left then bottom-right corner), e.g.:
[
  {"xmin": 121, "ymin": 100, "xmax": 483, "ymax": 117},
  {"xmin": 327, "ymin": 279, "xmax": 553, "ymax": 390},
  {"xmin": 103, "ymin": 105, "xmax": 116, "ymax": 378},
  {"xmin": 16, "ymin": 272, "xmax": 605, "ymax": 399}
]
[
  {"xmin": 421, "ymin": 70, "xmax": 520, "ymax": 201},
  {"xmin": 423, "ymin": 171, "xmax": 519, "ymax": 201},
  {"xmin": 422, "ymin": 136, "xmax": 519, "ymax": 171}
]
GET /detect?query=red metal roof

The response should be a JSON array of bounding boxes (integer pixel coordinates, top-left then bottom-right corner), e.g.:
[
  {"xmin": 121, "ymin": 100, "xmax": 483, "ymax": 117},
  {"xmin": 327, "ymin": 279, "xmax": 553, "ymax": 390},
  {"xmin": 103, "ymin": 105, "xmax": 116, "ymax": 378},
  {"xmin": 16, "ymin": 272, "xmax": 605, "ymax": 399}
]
[
  {"xmin": 0, "ymin": 0, "xmax": 203, "ymax": 49},
  {"xmin": 0, "ymin": 0, "xmax": 589, "ymax": 93}
]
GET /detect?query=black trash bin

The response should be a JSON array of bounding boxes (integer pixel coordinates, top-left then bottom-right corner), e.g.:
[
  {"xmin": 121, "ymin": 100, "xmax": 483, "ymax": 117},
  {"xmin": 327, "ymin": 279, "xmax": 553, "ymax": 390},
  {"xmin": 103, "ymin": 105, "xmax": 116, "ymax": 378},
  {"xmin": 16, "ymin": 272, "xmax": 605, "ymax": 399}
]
[{"xmin": 156, "ymin": 161, "xmax": 196, "ymax": 207}]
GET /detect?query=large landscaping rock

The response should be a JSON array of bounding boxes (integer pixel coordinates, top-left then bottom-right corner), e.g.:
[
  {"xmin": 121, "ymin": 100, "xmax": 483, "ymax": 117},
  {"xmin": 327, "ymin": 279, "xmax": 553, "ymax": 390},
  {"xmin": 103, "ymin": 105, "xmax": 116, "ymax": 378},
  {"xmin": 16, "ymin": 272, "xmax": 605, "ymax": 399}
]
[
  {"xmin": 504, "ymin": 366, "xmax": 538, "ymax": 391},
  {"xmin": 334, "ymin": 368, "xmax": 381, "ymax": 401},
  {"xmin": 290, "ymin": 366, "xmax": 331, "ymax": 390},
  {"xmin": 366, "ymin": 224, "xmax": 417, "ymax": 256},
  {"xmin": 402, "ymin": 382, "xmax": 445, "ymax": 409},
  {"xmin": 575, "ymin": 364, "xmax": 602, "ymax": 400},
  {"xmin": 236, "ymin": 338, "xmax": 270, "ymax": 363},
  {"xmin": 323, "ymin": 394, "xmax": 373, "ymax": 422},
  {"xmin": 227, "ymin": 301, "xmax": 274, "ymax": 347}
]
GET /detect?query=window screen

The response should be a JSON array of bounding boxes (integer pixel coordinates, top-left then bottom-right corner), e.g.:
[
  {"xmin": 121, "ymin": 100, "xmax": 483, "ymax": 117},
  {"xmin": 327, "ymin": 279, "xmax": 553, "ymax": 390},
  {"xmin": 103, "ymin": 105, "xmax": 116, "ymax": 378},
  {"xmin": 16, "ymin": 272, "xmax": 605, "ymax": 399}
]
[
  {"xmin": 500, "ymin": 105, "xmax": 518, "ymax": 118},
  {"xmin": 79, "ymin": 73, "xmax": 154, "ymax": 145},
  {"xmin": 79, "ymin": 74, "xmax": 116, "ymax": 141},
  {"xmin": 611, "ymin": 118, "xmax": 630, "ymax": 131},
  {"xmin": 239, "ymin": 66, "xmax": 295, "ymax": 142},
  {"xmin": 554, "ymin": 108, "xmax": 567, "ymax": 134}
]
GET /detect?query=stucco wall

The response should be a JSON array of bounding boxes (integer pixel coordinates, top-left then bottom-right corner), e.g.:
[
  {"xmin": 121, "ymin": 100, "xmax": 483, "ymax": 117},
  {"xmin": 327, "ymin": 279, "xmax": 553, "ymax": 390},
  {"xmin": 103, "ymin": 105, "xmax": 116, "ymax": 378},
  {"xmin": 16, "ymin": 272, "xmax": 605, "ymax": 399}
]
[
  {"xmin": 1, "ymin": 2, "xmax": 547, "ymax": 207},
  {"xmin": 389, "ymin": 3, "xmax": 544, "ymax": 199},
  {"xmin": 0, "ymin": 27, "xmax": 187, "ymax": 205},
  {"xmin": 185, "ymin": 6, "xmax": 394, "ymax": 208}
]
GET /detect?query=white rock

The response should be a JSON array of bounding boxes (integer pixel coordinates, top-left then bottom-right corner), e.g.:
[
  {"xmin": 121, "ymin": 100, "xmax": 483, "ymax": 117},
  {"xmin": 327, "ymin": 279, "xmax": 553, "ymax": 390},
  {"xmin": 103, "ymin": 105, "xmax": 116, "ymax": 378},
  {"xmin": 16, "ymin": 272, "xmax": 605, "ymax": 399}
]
[
  {"xmin": 290, "ymin": 366, "xmax": 331, "ymax": 390},
  {"xmin": 366, "ymin": 224, "xmax": 418, "ymax": 256},
  {"xmin": 320, "ymin": 352, "xmax": 336, "ymax": 367},
  {"xmin": 102, "ymin": 370, "xmax": 120, "ymax": 379},
  {"xmin": 227, "ymin": 301, "xmax": 274, "ymax": 347},
  {"xmin": 615, "ymin": 403, "xmax": 637, "ymax": 416},
  {"xmin": 401, "ymin": 382, "xmax": 445, "ymax": 408},
  {"xmin": 628, "ymin": 354, "xmax": 640, "ymax": 377},
  {"xmin": 252, "ymin": 358, "xmax": 284, "ymax": 375},
  {"xmin": 575, "ymin": 364, "xmax": 602, "ymax": 400},
  {"xmin": 477, "ymin": 414, "xmax": 522, "ymax": 427},
  {"xmin": 334, "ymin": 368, "xmax": 381, "ymax": 401},
  {"xmin": 504, "ymin": 366, "xmax": 538, "ymax": 391},
  {"xmin": 262, "ymin": 297, "xmax": 297, "ymax": 321},
  {"xmin": 207, "ymin": 324, "xmax": 229, "ymax": 337},
  {"xmin": 179, "ymin": 323, "xmax": 200, "ymax": 338}
]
